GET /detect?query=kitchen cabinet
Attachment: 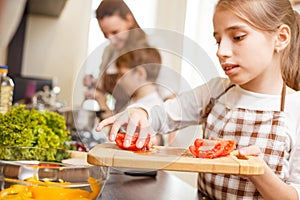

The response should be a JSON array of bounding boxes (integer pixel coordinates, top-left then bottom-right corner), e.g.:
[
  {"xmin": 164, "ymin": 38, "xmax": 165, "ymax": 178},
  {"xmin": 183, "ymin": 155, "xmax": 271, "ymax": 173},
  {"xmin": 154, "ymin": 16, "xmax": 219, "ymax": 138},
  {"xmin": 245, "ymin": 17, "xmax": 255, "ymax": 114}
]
[{"xmin": 28, "ymin": 0, "xmax": 67, "ymax": 17}]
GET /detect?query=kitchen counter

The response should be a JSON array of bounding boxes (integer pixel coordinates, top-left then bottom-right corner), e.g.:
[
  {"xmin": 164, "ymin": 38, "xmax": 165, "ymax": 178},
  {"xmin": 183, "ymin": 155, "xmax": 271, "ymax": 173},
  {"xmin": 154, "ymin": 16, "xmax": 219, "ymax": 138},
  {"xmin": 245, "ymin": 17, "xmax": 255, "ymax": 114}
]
[{"xmin": 99, "ymin": 169, "xmax": 197, "ymax": 200}]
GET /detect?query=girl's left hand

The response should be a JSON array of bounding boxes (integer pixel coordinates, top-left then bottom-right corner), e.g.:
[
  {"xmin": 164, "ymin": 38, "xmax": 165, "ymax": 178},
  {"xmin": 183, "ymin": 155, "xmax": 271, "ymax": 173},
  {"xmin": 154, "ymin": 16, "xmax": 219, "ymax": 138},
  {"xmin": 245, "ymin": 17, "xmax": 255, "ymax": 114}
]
[
  {"xmin": 238, "ymin": 145, "xmax": 265, "ymax": 179},
  {"xmin": 238, "ymin": 146, "xmax": 298, "ymax": 200},
  {"xmin": 238, "ymin": 145, "xmax": 262, "ymax": 157}
]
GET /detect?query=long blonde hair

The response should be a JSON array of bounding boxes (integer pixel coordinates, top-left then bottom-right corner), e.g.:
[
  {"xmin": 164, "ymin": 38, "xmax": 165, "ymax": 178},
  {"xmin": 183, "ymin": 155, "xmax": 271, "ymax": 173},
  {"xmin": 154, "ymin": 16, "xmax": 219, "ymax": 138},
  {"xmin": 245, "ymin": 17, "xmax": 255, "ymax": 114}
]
[{"xmin": 216, "ymin": 0, "xmax": 300, "ymax": 90}]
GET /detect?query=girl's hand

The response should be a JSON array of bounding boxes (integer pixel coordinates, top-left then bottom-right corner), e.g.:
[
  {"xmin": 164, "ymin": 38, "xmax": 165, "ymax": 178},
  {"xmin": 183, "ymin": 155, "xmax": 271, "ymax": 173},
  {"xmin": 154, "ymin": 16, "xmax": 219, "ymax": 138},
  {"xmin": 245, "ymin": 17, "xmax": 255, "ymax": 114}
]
[
  {"xmin": 239, "ymin": 145, "xmax": 298, "ymax": 200},
  {"xmin": 238, "ymin": 145, "xmax": 262, "ymax": 157},
  {"xmin": 238, "ymin": 145, "xmax": 265, "ymax": 180},
  {"xmin": 96, "ymin": 107, "xmax": 155, "ymax": 149}
]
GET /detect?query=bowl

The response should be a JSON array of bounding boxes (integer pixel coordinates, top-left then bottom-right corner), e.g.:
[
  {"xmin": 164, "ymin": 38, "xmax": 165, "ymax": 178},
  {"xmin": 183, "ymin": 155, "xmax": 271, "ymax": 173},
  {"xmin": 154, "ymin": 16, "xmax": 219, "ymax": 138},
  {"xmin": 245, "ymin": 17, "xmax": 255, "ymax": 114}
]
[{"xmin": 0, "ymin": 147, "xmax": 109, "ymax": 200}]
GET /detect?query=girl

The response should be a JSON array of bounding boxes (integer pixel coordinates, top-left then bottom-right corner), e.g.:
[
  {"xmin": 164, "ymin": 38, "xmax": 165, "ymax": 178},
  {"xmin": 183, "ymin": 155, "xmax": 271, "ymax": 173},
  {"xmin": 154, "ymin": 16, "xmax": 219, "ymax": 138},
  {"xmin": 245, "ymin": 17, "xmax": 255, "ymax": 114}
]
[{"xmin": 96, "ymin": 0, "xmax": 300, "ymax": 199}]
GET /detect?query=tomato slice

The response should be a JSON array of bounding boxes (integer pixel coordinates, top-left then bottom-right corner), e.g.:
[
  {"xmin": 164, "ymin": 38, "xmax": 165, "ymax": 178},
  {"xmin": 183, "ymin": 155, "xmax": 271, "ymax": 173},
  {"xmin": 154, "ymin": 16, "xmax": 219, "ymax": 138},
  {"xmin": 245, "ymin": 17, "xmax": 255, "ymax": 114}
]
[
  {"xmin": 115, "ymin": 132, "xmax": 151, "ymax": 151},
  {"xmin": 219, "ymin": 139, "xmax": 236, "ymax": 156},
  {"xmin": 189, "ymin": 138, "xmax": 236, "ymax": 159},
  {"xmin": 189, "ymin": 146, "xmax": 200, "ymax": 158},
  {"xmin": 194, "ymin": 138, "xmax": 204, "ymax": 147},
  {"xmin": 38, "ymin": 163, "xmax": 61, "ymax": 167}
]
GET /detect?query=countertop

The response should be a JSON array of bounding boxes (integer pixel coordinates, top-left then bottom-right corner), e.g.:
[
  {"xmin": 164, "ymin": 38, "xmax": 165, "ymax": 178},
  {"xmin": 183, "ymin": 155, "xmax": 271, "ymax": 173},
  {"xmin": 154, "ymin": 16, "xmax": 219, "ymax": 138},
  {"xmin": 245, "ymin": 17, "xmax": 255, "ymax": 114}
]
[{"xmin": 99, "ymin": 169, "xmax": 197, "ymax": 200}]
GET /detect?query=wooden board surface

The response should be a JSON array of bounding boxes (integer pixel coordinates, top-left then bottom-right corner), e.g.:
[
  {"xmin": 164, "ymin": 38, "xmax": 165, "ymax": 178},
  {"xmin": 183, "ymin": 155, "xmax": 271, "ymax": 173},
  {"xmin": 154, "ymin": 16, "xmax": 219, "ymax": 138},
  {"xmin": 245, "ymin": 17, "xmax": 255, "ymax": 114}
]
[{"xmin": 87, "ymin": 143, "xmax": 264, "ymax": 175}]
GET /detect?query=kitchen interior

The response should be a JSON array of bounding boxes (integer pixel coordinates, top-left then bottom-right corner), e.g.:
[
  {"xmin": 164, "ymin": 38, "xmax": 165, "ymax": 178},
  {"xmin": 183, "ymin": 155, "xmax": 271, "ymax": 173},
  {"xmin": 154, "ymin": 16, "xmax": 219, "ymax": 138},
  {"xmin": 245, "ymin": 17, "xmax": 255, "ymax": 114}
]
[{"xmin": 1, "ymin": 0, "xmax": 300, "ymax": 199}]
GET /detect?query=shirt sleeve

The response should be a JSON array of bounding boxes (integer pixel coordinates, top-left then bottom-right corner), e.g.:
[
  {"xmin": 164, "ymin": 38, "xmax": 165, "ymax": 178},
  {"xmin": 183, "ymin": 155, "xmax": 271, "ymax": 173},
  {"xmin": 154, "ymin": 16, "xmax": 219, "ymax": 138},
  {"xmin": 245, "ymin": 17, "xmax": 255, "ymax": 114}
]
[
  {"xmin": 285, "ymin": 102, "xmax": 300, "ymax": 199},
  {"xmin": 287, "ymin": 124, "xmax": 300, "ymax": 200},
  {"xmin": 148, "ymin": 77, "xmax": 231, "ymax": 133}
]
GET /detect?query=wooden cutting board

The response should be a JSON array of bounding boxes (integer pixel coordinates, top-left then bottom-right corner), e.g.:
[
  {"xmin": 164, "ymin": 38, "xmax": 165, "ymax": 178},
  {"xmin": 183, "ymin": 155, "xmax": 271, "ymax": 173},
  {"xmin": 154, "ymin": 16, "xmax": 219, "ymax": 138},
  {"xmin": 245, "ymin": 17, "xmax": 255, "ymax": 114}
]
[{"xmin": 87, "ymin": 143, "xmax": 264, "ymax": 175}]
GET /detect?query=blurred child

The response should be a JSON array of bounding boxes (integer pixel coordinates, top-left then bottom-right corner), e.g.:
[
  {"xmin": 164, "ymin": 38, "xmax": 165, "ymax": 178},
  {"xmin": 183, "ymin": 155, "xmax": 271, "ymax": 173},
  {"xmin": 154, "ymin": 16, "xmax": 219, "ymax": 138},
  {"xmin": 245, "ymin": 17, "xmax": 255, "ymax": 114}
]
[
  {"xmin": 116, "ymin": 48, "xmax": 162, "ymax": 108},
  {"xmin": 115, "ymin": 48, "xmax": 164, "ymax": 145}
]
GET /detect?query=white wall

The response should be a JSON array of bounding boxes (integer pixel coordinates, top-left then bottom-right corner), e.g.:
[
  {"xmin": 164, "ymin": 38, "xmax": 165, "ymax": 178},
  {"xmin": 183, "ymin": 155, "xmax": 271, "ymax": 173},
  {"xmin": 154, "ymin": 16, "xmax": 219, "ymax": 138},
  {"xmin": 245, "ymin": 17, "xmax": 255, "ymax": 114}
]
[
  {"xmin": 22, "ymin": 0, "xmax": 92, "ymax": 107},
  {"xmin": 182, "ymin": 0, "xmax": 221, "ymax": 89}
]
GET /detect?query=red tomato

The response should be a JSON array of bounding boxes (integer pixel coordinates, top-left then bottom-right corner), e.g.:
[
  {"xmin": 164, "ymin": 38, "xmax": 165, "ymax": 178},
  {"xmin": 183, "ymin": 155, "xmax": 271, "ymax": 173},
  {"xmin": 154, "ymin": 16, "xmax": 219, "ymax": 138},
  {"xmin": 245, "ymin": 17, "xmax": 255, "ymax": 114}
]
[
  {"xmin": 189, "ymin": 146, "xmax": 200, "ymax": 158},
  {"xmin": 115, "ymin": 132, "xmax": 151, "ymax": 151},
  {"xmin": 219, "ymin": 139, "xmax": 236, "ymax": 156},
  {"xmin": 194, "ymin": 138, "xmax": 204, "ymax": 147},
  {"xmin": 38, "ymin": 163, "xmax": 61, "ymax": 167},
  {"xmin": 74, "ymin": 143, "xmax": 87, "ymax": 152},
  {"xmin": 189, "ymin": 138, "xmax": 236, "ymax": 159}
]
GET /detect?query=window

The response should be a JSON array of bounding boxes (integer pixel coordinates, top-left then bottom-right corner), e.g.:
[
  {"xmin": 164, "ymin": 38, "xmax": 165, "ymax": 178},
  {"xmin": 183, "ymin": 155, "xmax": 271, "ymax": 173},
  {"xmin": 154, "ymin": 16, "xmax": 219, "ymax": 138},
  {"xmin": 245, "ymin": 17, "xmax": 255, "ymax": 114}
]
[{"xmin": 181, "ymin": 0, "xmax": 224, "ymax": 89}]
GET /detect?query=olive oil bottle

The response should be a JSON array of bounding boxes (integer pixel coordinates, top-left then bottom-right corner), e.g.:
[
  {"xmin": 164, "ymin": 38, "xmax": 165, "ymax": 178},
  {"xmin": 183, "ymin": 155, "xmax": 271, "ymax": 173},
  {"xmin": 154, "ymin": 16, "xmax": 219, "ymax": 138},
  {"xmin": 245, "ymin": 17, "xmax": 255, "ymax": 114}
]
[{"xmin": 0, "ymin": 66, "xmax": 14, "ymax": 114}]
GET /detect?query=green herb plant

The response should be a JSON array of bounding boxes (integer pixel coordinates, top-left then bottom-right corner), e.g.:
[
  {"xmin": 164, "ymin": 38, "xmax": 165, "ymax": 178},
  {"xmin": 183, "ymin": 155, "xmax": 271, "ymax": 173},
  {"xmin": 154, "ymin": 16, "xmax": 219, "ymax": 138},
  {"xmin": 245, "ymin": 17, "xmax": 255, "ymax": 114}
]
[{"xmin": 0, "ymin": 105, "xmax": 72, "ymax": 162}]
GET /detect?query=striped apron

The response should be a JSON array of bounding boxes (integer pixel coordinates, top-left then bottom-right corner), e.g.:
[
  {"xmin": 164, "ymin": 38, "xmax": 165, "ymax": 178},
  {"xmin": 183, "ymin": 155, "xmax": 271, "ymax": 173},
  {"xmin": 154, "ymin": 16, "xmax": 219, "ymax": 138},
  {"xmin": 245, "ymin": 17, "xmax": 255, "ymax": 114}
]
[{"xmin": 198, "ymin": 84, "xmax": 291, "ymax": 199}]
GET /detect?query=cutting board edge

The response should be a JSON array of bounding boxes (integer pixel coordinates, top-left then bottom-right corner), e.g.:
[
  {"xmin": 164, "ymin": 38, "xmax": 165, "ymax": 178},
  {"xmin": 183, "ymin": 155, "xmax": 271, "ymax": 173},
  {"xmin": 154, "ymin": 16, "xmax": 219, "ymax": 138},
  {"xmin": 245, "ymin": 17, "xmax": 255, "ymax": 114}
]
[
  {"xmin": 87, "ymin": 143, "xmax": 265, "ymax": 175},
  {"xmin": 87, "ymin": 152, "xmax": 114, "ymax": 167}
]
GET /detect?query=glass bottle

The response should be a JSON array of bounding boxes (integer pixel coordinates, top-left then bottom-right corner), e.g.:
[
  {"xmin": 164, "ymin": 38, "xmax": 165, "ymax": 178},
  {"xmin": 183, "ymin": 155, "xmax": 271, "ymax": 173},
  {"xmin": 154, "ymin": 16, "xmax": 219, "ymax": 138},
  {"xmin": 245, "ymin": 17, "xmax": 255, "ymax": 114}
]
[{"xmin": 0, "ymin": 66, "xmax": 14, "ymax": 114}]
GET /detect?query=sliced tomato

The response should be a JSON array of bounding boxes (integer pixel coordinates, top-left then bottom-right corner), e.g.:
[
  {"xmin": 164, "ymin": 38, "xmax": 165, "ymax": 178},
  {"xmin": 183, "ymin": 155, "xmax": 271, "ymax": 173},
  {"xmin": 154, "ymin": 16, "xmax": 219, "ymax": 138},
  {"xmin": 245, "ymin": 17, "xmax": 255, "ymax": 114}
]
[
  {"xmin": 38, "ymin": 163, "xmax": 61, "ymax": 167},
  {"xmin": 115, "ymin": 132, "xmax": 151, "ymax": 151},
  {"xmin": 115, "ymin": 132, "xmax": 126, "ymax": 148},
  {"xmin": 219, "ymin": 139, "xmax": 236, "ymax": 156},
  {"xmin": 198, "ymin": 142, "xmax": 224, "ymax": 159},
  {"xmin": 194, "ymin": 138, "xmax": 204, "ymax": 147},
  {"xmin": 189, "ymin": 138, "xmax": 236, "ymax": 159},
  {"xmin": 189, "ymin": 146, "xmax": 200, "ymax": 158}
]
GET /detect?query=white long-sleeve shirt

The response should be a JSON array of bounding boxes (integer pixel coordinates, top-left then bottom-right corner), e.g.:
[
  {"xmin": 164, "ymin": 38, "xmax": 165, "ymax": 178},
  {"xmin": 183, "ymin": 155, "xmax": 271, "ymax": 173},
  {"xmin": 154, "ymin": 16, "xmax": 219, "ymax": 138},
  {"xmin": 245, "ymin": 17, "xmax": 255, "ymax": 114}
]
[{"xmin": 145, "ymin": 77, "xmax": 300, "ymax": 198}]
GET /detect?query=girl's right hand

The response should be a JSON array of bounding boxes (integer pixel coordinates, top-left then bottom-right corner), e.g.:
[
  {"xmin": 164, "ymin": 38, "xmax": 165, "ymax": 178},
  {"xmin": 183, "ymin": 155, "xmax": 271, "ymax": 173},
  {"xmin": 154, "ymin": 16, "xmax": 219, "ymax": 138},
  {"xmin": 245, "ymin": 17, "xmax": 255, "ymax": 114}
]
[{"xmin": 96, "ymin": 107, "xmax": 155, "ymax": 149}]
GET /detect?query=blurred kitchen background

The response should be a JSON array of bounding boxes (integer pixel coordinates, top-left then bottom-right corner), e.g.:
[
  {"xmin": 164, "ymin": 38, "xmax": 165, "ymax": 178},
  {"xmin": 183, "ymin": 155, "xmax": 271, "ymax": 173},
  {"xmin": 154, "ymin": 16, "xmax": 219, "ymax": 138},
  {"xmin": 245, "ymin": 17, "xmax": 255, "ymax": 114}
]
[
  {"xmin": 1, "ymin": 0, "xmax": 300, "ymax": 106},
  {"xmin": 1, "ymin": 0, "xmax": 299, "ymax": 188},
  {"xmin": 0, "ymin": 0, "xmax": 223, "ymax": 107}
]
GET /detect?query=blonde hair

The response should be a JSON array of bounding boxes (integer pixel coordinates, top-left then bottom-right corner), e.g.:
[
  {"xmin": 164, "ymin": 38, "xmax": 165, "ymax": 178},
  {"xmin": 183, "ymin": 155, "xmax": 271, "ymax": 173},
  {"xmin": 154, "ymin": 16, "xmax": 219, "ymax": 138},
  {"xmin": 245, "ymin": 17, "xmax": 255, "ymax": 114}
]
[{"xmin": 216, "ymin": 0, "xmax": 300, "ymax": 90}]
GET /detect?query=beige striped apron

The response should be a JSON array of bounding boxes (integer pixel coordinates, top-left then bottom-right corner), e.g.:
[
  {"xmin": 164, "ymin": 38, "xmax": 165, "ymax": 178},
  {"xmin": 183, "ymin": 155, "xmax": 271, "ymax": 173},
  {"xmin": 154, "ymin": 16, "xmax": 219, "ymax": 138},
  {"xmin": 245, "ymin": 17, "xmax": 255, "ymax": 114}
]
[{"xmin": 198, "ymin": 84, "xmax": 292, "ymax": 199}]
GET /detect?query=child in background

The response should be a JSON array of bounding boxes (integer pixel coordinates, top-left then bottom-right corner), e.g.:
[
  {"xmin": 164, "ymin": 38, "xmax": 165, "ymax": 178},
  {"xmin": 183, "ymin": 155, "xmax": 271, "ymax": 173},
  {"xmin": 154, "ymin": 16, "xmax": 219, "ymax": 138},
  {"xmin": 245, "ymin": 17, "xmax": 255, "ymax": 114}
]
[
  {"xmin": 83, "ymin": 0, "xmax": 175, "ymax": 119},
  {"xmin": 115, "ymin": 48, "xmax": 164, "ymax": 145},
  {"xmin": 97, "ymin": 0, "xmax": 300, "ymax": 199},
  {"xmin": 83, "ymin": 0, "xmax": 148, "ymax": 119}
]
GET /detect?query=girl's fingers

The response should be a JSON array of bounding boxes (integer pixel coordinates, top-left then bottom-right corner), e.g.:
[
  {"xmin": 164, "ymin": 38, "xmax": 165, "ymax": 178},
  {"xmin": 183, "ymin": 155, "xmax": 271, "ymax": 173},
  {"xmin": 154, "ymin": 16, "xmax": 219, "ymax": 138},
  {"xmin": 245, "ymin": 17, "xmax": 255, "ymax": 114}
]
[
  {"xmin": 110, "ymin": 111, "xmax": 128, "ymax": 141},
  {"xmin": 95, "ymin": 107, "xmax": 153, "ymax": 147},
  {"xmin": 239, "ymin": 145, "xmax": 261, "ymax": 156},
  {"xmin": 136, "ymin": 127, "xmax": 151, "ymax": 148},
  {"xmin": 96, "ymin": 114, "xmax": 121, "ymax": 141},
  {"xmin": 136, "ymin": 117, "xmax": 155, "ymax": 148},
  {"xmin": 123, "ymin": 117, "xmax": 138, "ymax": 148},
  {"xmin": 96, "ymin": 116, "xmax": 116, "ymax": 131},
  {"xmin": 109, "ymin": 122, "xmax": 121, "ymax": 141}
]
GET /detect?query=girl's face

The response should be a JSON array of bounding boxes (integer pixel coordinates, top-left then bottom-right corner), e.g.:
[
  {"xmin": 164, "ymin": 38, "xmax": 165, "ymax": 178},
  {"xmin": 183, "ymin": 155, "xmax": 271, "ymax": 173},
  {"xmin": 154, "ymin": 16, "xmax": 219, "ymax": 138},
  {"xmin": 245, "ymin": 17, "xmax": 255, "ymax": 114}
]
[
  {"xmin": 99, "ymin": 14, "xmax": 133, "ymax": 51},
  {"xmin": 213, "ymin": 8, "xmax": 279, "ymax": 91}
]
